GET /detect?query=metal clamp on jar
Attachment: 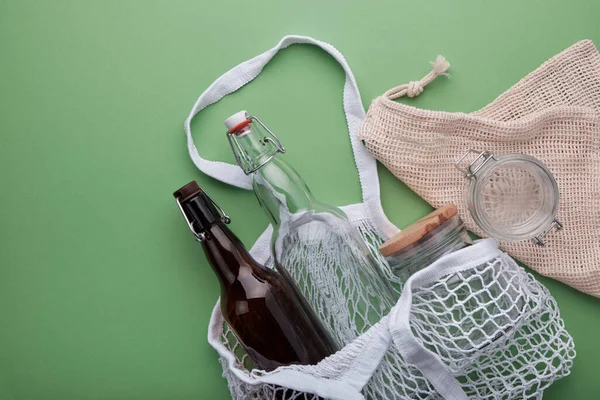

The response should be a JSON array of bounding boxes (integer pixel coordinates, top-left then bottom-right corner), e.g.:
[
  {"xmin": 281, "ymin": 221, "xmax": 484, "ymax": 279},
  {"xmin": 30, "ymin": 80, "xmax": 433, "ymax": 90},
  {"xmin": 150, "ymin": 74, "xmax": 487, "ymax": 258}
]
[{"xmin": 455, "ymin": 150, "xmax": 562, "ymax": 246}]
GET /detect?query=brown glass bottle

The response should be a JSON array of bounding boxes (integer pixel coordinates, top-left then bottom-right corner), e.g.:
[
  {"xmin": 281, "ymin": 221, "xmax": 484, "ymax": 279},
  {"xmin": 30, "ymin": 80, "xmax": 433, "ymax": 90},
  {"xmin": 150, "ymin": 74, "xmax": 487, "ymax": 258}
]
[{"xmin": 174, "ymin": 182, "xmax": 338, "ymax": 371}]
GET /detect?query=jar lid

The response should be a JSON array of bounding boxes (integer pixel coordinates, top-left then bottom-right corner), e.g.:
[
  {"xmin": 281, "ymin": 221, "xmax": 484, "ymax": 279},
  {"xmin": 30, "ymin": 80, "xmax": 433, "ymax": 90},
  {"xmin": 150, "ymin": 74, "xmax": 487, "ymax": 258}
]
[
  {"xmin": 456, "ymin": 150, "xmax": 561, "ymax": 244},
  {"xmin": 380, "ymin": 204, "xmax": 458, "ymax": 257}
]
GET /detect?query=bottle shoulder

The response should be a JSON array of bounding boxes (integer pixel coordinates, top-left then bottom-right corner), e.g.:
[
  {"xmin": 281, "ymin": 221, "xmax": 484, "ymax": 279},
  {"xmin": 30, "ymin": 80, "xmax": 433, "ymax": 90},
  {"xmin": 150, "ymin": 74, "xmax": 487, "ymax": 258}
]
[
  {"xmin": 277, "ymin": 210, "xmax": 355, "ymax": 239},
  {"xmin": 222, "ymin": 263, "xmax": 280, "ymax": 302}
]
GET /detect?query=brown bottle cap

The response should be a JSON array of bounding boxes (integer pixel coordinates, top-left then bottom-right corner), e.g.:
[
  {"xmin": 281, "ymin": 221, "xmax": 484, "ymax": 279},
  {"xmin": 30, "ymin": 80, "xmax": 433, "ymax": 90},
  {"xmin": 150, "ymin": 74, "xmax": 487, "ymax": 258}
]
[
  {"xmin": 173, "ymin": 181, "xmax": 202, "ymax": 202},
  {"xmin": 379, "ymin": 204, "xmax": 458, "ymax": 257}
]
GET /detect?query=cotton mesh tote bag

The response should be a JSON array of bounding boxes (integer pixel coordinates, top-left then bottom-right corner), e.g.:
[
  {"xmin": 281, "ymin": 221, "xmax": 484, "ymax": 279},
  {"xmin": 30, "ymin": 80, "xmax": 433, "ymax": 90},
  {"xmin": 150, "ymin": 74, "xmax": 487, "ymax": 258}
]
[
  {"xmin": 207, "ymin": 239, "xmax": 575, "ymax": 400},
  {"xmin": 359, "ymin": 40, "xmax": 600, "ymax": 297}
]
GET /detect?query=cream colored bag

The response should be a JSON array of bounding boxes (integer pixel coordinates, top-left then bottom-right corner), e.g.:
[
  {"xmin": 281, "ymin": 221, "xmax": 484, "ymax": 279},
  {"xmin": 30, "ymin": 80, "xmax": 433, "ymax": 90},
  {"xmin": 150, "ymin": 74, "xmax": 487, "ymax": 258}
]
[{"xmin": 359, "ymin": 40, "xmax": 600, "ymax": 297}]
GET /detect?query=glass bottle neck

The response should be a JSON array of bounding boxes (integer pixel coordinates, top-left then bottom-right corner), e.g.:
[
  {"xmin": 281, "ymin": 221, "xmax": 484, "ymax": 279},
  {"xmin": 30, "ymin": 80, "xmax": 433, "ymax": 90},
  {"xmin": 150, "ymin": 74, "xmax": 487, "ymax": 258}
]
[
  {"xmin": 202, "ymin": 221, "xmax": 255, "ymax": 286},
  {"xmin": 386, "ymin": 216, "xmax": 472, "ymax": 274},
  {"xmin": 234, "ymin": 126, "xmax": 280, "ymax": 173},
  {"xmin": 236, "ymin": 129, "xmax": 320, "ymax": 228}
]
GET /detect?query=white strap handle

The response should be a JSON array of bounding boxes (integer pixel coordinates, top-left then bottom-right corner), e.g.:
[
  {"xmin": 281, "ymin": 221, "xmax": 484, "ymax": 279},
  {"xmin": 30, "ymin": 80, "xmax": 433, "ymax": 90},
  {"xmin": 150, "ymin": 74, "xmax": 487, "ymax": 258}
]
[{"xmin": 183, "ymin": 35, "xmax": 397, "ymax": 238}]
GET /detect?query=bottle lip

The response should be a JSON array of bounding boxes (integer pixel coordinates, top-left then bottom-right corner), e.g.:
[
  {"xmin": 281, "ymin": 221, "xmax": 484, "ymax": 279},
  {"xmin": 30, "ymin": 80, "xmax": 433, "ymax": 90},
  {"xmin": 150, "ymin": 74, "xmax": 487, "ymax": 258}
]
[
  {"xmin": 227, "ymin": 119, "xmax": 252, "ymax": 134},
  {"xmin": 173, "ymin": 181, "xmax": 202, "ymax": 202},
  {"xmin": 224, "ymin": 110, "xmax": 250, "ymax": 132}
]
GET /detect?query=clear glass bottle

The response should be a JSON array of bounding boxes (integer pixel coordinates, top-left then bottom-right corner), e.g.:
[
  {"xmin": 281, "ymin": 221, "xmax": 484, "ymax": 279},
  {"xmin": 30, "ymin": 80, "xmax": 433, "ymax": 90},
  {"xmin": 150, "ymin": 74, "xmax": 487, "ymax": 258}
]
[{"xmin": 224, "ymin": 111, "xmax": 396, "ymax": 346}]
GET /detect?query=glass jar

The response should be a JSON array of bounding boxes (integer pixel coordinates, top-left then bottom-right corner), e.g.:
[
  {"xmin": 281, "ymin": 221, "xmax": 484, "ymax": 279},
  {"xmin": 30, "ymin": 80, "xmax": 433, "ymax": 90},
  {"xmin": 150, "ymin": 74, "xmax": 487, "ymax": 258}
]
[
  {"xmin": 380, "ymin": 204, "xmax": 472, "ymax": 284},
  {"xmin": 455, "ymin": 149, "xmax": 562, "ymax": 245},
  {"xmin": 381, "ymin": 203, "xmax": 524, "ymax": 350}
]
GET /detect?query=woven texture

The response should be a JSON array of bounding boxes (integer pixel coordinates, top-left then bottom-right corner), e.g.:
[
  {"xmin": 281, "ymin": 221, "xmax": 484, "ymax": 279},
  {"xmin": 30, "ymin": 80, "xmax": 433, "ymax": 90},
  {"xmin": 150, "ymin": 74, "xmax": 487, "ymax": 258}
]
[
  {"xmin": 277, "ymin": 214, "xmax": 397, "ymax": 346},
  {"xmin": 358, "ymin": 40, "xmax": 600, "ymax": 297},
  {"xmin": 208, "ymin": 218, "xmax": 575, "ymax": 400}
]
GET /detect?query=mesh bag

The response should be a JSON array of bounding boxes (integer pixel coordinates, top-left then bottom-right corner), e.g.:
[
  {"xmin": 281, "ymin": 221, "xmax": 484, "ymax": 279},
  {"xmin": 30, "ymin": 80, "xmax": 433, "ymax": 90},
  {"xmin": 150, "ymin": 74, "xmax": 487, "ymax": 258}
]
[
  {"xmin": 358, "ymin": 40, "xmax": 600, "ymax": 297},
  {"xmin": 207, "ymin": 232, "xmax": 575, "ymax": 400}
]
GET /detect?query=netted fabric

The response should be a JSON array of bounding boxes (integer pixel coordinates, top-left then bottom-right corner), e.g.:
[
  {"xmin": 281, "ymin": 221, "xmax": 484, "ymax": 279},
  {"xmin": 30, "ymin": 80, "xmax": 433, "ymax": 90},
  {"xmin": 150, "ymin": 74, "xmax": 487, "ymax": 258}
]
[
  {"xmin": 402, "ymin": 253, "xmax": 575, "ymax": 399},
  {"xmin": 207, "ymin": 214, "xmax": 575, "ymax": 400},
  {"xmin": 358, "ymin": 39, "xmax": 600, "ymax": 296},
  {"xmin": 276, "ymin": 213, "xmax": 397, "ymax": 345},
  {"xmin": 218, "ymin": 322, "xmax": 322, "ymax": 400},
  {"xmin": 212, "ymin": 210, "xmax": 426, "ymax": 400}
]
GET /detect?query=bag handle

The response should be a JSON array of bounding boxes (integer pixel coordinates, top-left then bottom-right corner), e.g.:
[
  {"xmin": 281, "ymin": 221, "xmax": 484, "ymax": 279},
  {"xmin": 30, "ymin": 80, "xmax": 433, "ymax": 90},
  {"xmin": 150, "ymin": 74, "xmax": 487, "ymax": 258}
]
[{"xmin": 183, "ymin": 35, "xmax": 397, "ymax": 238}]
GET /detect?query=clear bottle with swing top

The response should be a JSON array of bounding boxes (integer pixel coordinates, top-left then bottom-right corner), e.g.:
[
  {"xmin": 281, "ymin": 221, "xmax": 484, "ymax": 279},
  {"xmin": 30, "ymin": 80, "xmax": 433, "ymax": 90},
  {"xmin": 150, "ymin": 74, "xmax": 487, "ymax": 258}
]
[{"xmin": 225, "ymin": 111, "xmax": 396, "ymax": 346}]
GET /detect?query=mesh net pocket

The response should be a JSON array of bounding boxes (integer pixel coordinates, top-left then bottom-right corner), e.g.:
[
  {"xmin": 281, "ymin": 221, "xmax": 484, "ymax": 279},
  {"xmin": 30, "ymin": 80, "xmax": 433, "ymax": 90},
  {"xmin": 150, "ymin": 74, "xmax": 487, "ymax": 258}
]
[
  {"xmin": 407, "ymin": 253, "xmax": 575, "ymax": 399},
  {"xmin": 209, "ymin": 218, "xmax": 575, "ymax": 400}
]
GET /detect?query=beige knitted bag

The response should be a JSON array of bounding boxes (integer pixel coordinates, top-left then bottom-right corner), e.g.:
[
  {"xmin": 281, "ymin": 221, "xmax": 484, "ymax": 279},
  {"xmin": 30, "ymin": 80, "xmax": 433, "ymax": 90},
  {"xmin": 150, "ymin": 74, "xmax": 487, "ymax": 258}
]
[{"xmin": 359, "ymin": 40, "xmax": 600, "ymax": 297}]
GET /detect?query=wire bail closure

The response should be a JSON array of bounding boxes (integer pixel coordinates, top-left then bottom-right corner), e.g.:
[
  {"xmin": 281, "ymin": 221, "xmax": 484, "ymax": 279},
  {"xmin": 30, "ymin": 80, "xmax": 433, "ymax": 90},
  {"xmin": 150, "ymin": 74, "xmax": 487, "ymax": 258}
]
[
  {"xmin": 226, "ymin": 116, "xmax": 286, "ymax": 175},
  {"xmin": 175, "ymin": 190, "xmax": 231, "ymax": 242},
  {"xmin": 455, "ymin": 149, "xmax": 497, "ymax": 179},
  {"xmin": 533, "ymin": 220, "xmax": 563, "ymax": 247}
]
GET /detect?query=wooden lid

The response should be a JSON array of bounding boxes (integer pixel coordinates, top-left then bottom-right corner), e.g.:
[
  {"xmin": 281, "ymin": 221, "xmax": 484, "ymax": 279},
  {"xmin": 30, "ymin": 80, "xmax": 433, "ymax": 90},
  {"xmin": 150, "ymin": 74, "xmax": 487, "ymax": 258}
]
[{"xmin": 379, "ymin": 204, "xmax": 458, "ymax": 257}]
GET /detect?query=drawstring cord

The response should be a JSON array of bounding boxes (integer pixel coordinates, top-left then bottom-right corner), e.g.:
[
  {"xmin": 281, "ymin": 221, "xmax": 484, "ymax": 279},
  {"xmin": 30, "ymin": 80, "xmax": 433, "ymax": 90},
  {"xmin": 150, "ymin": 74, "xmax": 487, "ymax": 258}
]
[{"xmin": 384, "ymin": 56, "xmax": 451, "ymax": 99}]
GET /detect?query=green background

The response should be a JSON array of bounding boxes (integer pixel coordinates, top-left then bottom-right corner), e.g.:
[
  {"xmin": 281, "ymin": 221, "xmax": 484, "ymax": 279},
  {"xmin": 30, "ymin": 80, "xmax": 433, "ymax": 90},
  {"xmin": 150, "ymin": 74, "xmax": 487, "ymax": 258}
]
[{"xmin": 1, "ymin": 0, "xmax": 599, "ymax": 399}]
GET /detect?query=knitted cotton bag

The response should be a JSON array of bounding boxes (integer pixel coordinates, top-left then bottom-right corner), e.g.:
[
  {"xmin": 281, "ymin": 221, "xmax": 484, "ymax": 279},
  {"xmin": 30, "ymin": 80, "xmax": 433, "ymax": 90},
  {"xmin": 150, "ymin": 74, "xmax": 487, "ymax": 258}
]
[{"xmin": 359, "ymin": 40, "xmax": 600, "ymax": 297}]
